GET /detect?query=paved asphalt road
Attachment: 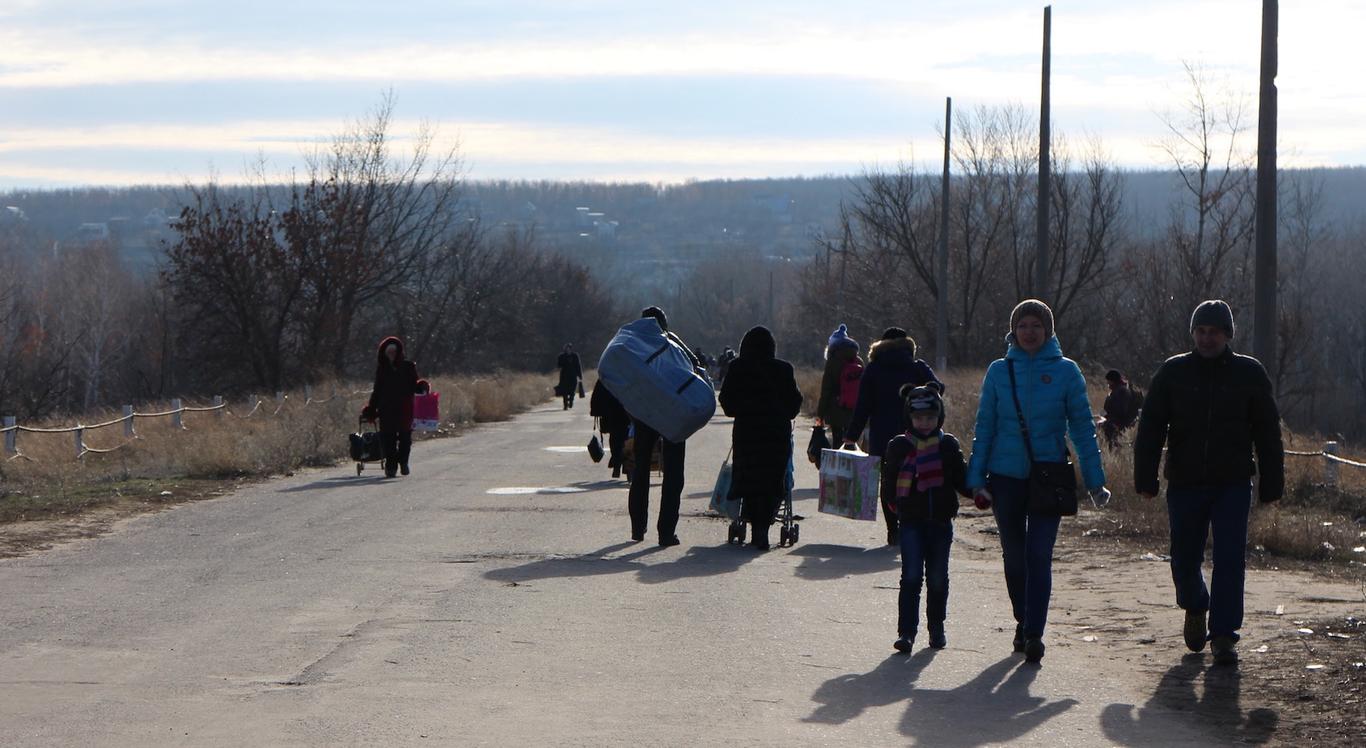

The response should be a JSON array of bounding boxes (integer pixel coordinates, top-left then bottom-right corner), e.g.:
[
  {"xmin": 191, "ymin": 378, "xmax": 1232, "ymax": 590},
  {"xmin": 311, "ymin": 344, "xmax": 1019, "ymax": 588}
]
[{"xmin": 1, "ymin": 402, "xmax": 1237, "ymax": 746}]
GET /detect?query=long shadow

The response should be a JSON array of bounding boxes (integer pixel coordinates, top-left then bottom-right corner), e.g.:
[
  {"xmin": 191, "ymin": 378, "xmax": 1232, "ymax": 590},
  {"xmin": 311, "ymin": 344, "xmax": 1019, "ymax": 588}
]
[
  {"xmin": 483, "ymin": 542, "xmax": 664, "ymax": 584},
  {"xmin": 804, "ymin": 649, "xmax": 938, "ymax": 725},
  {"xmin": 788, "ymin": 543, "xmax": 899, "ymax": 581},
  {"xmin": 277, "ymin": 475, "xmax": 389, "ymax": 492},
  {"xmin": 1100, "ymin": 654, "xmax": 1279, "ymax": 746},
  {"xmin": 634, "ymin": 543, "xmax": 763, "ymax": 585},
  {"xmin": 897, "ymin": 657, "xmax": 1079, "ymax": 746}
]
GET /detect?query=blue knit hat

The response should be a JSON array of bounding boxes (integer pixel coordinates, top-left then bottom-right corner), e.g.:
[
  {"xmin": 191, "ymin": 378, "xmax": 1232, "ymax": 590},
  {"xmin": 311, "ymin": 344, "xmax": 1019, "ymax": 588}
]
[{"xmin": 827, "ymin": 324, "xmax": 859, "ymax": 354}]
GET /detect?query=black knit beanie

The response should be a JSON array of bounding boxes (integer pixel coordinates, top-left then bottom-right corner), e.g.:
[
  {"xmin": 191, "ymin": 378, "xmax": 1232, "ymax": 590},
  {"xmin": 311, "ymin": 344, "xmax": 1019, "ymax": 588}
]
[{"xmin": 1190, "ymin": 299, "xmax": 1235, "ymax": 339}]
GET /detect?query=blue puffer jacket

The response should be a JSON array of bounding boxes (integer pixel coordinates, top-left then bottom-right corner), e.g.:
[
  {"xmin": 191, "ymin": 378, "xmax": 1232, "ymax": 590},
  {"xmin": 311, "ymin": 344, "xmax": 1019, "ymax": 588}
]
[{"xmin": 966, "ymin": 335, "xmax": 1105, "ymax": 491}]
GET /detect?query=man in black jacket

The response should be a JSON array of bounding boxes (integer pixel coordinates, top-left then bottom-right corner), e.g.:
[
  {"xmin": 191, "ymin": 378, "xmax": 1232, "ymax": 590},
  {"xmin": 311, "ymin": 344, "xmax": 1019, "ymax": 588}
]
[{"xmin": 1134, "ymin": 299, "xmax": 1284, "ymax": 666}]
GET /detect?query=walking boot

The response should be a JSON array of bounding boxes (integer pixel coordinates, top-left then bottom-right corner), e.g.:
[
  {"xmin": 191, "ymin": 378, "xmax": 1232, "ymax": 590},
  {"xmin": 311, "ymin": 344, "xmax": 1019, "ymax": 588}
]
[
  {"xmin": 400, "ymin": 463, "xmax": 410, "ymax": 476},
  {"xmin": 1012, "ymin": 623, "xmax": 1025, "ymax": 653},
  {"xmin": 894, "ymin": 635, "xmax": 915, "ymax": 654},
  {"xmin": 751, "ymin": 523, "xmax": 771, "ymax": 551},
  {"xmin": 1184, "ymin": 609, "xmax": 1208, "ymax": 653},
  {"xmin": 1211, "ymin": 635, "xmax": 1238, "ymax": 666},
  {"xmin": 928, "ymin": 628, "xmax": 947, "ymax": 650},
  {"xmin": 1024, "ymin": 636, "xmax": 1045, "ymax": 664}
]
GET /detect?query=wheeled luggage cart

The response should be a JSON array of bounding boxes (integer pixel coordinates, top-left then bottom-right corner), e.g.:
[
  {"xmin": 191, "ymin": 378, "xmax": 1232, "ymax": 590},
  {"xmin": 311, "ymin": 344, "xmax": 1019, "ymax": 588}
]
[
  {"xmin": 725, "ymin": 452, "xmax": 799, "ymax": 547},
  {"xmin": 349, "ymin": 416, "xmax": 385, "ymax": 475}
]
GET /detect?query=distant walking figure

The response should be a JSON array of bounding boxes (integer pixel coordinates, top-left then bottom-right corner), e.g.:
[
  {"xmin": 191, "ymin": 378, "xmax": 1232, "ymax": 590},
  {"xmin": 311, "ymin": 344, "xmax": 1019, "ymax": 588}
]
[
  {"xmin": 556, "ymin": 344, "xmax": 583, "ymax": 409},
  {"xmin": 1134, "ymin": 299, "xmax": 1284, "ymax": 667},
  {"xmin": 1099, "ymin": 369, "xmax": 1143, "ymax": 452},
  {"xmin": 362, "ymin": 336, "xmax": 430, "ymax": 478},
  {"xmin": 816, "ymin": 324, "xmax": 862, "ymax": 461}
]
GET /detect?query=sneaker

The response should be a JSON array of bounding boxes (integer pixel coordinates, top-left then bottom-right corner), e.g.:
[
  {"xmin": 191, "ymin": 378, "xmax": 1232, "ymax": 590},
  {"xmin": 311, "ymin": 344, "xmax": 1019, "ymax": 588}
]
[
  {"xmin": 894, "ymin": 636, "xmax": 914, "ymax": 653},
  {"xmin": 658, "ymin": 535, "xmax": 681, "ymax": 547},
  {"xmin": 1013, "ymin": 624, "xmax": 1025, "ymax": 653},
  {"xmin": 1024, "ymin": 636, "xmax": 1045, "ymax": 663},
  {"xmin": 1211, "ymin": 635, "xmax": 1238, "ymax": 666},
  {"xmin": 1184, "ymin": 609, "xmax": 1208, "ymax": 653},
  {"xmin": 928, "ymin": 631, "xmax": 947, "ymax": 649}
]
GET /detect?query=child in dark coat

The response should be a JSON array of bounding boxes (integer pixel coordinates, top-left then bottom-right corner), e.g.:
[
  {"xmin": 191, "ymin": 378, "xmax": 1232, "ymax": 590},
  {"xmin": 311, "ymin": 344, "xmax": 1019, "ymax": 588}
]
[{"xmin": 880, "ymin": 384, "xmax": 971, "ymax": 652}]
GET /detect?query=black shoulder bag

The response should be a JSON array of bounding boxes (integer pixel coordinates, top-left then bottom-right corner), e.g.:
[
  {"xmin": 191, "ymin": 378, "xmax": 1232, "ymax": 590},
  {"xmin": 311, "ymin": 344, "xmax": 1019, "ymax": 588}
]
[{"xmin": 1006, "ymin": 360, "xmax": 1079, "ymax": 517}]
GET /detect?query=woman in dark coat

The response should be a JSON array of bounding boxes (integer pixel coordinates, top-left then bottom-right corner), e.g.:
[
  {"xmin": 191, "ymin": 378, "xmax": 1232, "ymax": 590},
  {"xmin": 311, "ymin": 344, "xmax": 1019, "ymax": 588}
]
[
  {"xmin": 362, "ymin": 336, "xmax": 429, "ymax": 478},
  {"xmin": 842, "ymin": 327, "xmax": 944, "ymax": 546},
  {"xmin": 590, "ymin": 380, "xmax": 631, "ymax": 479},
  {"xmin": 556, "ymin": 344, "xmax": 583, "ymax": 409},
  {"xmin": 719, "ymin": 326, "xmax": 804, "ymax": 550}
]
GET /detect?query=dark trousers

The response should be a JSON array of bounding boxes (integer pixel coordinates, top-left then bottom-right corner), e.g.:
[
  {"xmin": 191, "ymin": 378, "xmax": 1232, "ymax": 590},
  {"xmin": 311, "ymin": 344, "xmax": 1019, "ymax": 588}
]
[
  {"xmin": 607, "ymin": 429, "xmax": 627, "ymax": 471},
  {"xmin": 378, "ymin": 430, "xmax": 412, "ymax": 475},
  {"xmin": 989, "ymin": 475, "xmax": 1061, "ymax": 638},
  {"xmin": 1167, "ymin": 483, "xmax": 1252, "ymax": 641},
  {"xmin": 628, "ymin": 419, "xmax": 685, "ymax": 540},
  {"xmin": 898, "ymin": 518, "xmax": 953, "ymax": 638}
]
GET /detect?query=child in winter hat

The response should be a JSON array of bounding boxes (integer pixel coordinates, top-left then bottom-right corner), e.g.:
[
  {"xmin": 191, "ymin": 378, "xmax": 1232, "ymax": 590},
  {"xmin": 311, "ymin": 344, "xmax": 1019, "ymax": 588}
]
[
  {"xmin": 827, "ymin": 323, "xmax": 860, "ymax": 355},
  {"xmin": 879, "ymin": 383, "xmax": 971, "ymax": 653}
]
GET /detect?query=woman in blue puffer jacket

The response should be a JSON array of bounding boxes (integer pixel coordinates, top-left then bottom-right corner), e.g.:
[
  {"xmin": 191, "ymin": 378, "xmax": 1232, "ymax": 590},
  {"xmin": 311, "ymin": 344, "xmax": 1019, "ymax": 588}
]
[{"xmin": 967, "ymin": 299, "xmax": 1109, "ymax": 664}]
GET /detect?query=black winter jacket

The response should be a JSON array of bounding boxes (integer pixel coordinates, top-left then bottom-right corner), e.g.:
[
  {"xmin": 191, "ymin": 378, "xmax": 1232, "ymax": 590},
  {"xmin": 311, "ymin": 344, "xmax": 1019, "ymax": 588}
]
[
  {"xmin": 879, "ymin": 433, "xmax": 970, "ymax": 522},
  {"xmin": 1133, "ymin": 347, "xmax": 1284, "ymax": 500},
  {"xmin": 719, "ymin": 327, "xmax": 804, "ymax": 503}
]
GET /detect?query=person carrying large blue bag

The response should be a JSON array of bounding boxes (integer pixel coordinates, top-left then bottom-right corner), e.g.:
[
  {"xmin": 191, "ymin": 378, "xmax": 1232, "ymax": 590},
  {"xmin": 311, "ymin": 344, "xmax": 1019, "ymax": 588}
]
[{"xmin": 599, "ymin": 306, "xmax": 711, "ymax": 547}]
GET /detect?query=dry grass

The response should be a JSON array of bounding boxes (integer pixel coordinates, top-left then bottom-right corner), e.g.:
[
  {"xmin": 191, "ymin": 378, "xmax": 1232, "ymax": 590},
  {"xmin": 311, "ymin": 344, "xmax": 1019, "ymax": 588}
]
[
  {"xmin": 0, "ymin": 371, "xmax": 554, "ymax": 522},
  {"xmin": 795, "ymin": 365, "xmax": 1366, "ymax": 564}
]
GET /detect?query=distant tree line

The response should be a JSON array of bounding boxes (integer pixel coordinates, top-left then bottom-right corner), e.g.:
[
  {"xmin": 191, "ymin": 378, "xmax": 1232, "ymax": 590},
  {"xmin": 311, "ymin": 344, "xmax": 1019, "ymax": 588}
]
[
  {"xmin": 789, "ymin": 68, "xmax": 1366, "ymax": 439},
  {"xmin": 0, "ymin": 100, "xmax": 619, "ymax": 417}
]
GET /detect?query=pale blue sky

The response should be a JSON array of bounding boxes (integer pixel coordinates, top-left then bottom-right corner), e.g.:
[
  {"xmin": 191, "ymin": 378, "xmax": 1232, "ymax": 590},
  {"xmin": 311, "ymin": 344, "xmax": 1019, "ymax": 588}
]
[{"xmin": 1, "ymin": 0, "xmax": 1362, "ymax": 187}]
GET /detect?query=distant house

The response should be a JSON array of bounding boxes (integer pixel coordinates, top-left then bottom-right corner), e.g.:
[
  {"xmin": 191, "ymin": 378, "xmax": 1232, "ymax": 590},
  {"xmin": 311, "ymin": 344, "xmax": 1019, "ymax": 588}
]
[
  {"xmin": 76, "ymin": 222, "xmax": 110, "ymax": 243},
  {"xmin": 575, "ymin": 207, "xmax": 592, "ymax": 228},
  {"xmin": 596, "ymin": 220, "xmax": 619, "ymax": 241}
]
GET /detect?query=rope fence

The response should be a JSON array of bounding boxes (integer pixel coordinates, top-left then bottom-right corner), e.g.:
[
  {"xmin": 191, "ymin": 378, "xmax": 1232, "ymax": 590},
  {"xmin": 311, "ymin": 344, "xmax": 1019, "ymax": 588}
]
[
  {"xmin": 3, "ymin": 385, "xmax": 371, "ymax": 461},
  {"xmin": 1285, "ymin": 441, "xmax": 1366, "ymax": 487}
]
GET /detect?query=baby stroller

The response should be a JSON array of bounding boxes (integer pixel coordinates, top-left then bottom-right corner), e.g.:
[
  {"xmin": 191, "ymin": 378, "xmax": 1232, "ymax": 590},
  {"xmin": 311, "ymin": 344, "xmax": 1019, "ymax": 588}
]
[
  {"xmin": 722, "ymin": 449, "xmax": 799, "ymax": 547},
  {"xmin": 349, "ymin": 416, "xmax": 385, "ymax": 476}
]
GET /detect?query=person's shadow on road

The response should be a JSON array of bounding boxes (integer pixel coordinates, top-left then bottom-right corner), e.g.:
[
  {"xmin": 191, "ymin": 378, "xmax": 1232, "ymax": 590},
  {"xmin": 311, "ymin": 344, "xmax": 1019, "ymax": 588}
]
[
  {"xmin": 896, "ymin": 657, "xmax": 1079, "ymax": 747},
  {"xmin": 482, "ymin": 542, "xmax": 664, "ymax": 584},
  {"xmin": 634, "ymin": 543, "xmax": 763, "ymax": 585},
  {"xmin": 1100, "ymin": 654, "xmax": 1279, "ymax": 746},
  {"xmin": 788, "ymin": 543, "xmax": 898, "ymax": 581},
  {"xmin": 804, "ymin": 649, "xmax": 938, "ymax": 725}
]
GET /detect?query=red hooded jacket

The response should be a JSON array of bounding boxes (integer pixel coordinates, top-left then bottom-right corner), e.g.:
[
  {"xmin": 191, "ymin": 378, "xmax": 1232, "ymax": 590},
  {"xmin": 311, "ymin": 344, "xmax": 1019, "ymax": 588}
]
[{"xmin": 366, "ymin": 336, "xmax": 428, "ymax": 431}]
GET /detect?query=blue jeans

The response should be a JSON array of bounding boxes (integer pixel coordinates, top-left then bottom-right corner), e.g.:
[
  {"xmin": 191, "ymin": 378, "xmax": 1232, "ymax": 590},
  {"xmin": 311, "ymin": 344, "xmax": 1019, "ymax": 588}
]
[
  {"xmin": 1166, "ymin": 483, "xmax": 1252, "ymax": 641},
  {"xmin": 989, "ymin": 475, "xmax": 1061, "ymax": 638},
  {"xmin": 898, "ymin": 518, "xmax": 953, "ymax": 638}
]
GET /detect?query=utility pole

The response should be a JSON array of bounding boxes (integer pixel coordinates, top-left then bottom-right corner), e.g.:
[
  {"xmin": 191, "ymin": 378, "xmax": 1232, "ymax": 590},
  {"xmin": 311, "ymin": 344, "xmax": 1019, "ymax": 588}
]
[
  {"xmin": 937, "ymin": 97, "xmax": 952, "ymax": 373},
  {"xmin": 1035, "ymin": 5, "xmax": 1052, "ymax": 300},
  {"xmin": 1254, "ymin": 0, "xmax": 1279, "ymax": 378}
]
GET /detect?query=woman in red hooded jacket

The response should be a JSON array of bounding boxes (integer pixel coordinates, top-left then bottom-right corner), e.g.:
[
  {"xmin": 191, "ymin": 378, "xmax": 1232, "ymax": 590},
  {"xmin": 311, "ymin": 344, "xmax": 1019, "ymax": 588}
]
[{"xmin": 362, "ymin": 336, "xmax": 429, "ymax": 478}]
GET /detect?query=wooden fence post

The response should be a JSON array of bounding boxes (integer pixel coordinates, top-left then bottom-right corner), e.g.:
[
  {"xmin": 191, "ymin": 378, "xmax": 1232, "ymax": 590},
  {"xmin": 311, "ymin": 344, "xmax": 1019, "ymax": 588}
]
[
  {"xmin": 304, "ymin": 385, "xmax": 312, "ymax": 404},
  {"xmin": 213, "ymin": 395, "xmax": 224, "ymax": 418},
  {"xmin": 3, "ymin": 416, "xmax": 15, "ymax": 455},
  {"xmin": 1324, "ymin": 441, "xmax": 1339, "ymax": 487},
  {"xmin": 172, "ymin": 398, "xmax": 184, "ymax": 429},
  {"xmin": 74, "ymin": 427, "xmax": 85, "ymax": 458},
  {"xmin": 123, "ymin": 405, "xmax": 135, "ymax": 437}
]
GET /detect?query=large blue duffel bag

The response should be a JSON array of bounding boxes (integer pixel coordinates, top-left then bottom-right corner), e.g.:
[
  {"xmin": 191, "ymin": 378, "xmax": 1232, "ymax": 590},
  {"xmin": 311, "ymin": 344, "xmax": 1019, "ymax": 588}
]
[{"xmin": 597, "ymin": 317, "xmax": 715, "ymax": 443}]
